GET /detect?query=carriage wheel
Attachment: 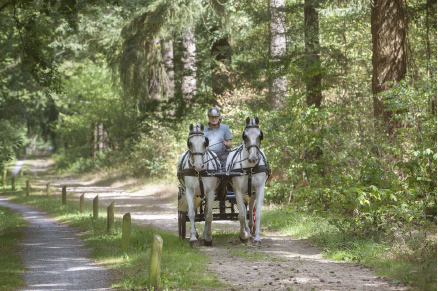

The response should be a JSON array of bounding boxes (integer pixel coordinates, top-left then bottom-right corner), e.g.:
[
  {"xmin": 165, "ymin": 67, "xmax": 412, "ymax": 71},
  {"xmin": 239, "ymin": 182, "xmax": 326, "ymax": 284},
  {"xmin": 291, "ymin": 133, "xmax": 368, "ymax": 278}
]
[{"xmin": 178, "ymin": 211, "xmax": 187, "ymax": 239}]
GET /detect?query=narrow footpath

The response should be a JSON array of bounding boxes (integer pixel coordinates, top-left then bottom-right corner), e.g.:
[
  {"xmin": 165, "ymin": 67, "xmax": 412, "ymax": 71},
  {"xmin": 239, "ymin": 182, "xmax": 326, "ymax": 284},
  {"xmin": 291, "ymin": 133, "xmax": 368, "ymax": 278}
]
[{"xmin": 0, "ymin": 197, "xmax": 112, "ymax": 290}]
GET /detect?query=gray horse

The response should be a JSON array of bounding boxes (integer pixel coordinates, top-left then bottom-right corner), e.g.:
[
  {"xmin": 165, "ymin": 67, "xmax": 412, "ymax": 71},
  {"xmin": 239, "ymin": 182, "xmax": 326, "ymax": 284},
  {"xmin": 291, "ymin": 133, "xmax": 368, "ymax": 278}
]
[
  {"xmin": 177, "ymin": 124, "xmax": 220, "ymax": 247},
  {"xmin": 226, "ymin": 117, "xmax": 270, "ymax": 246}
]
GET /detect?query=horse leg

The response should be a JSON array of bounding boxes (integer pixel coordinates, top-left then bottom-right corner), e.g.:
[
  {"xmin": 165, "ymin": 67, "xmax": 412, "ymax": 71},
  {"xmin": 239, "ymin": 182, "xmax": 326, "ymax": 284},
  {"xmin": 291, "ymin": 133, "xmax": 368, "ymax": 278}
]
[
  {"xmin": 252, "ymin": 186, "xmax": 265, "ymax": 246},
  {"xmin": 185, "ymin": 190, "xmax": 198, "ymax": 247},
  {"xmin": 203, "ymin": 189, "xmax": 214, "ymax": 246},
  {"xmin": 234, "ymin": 187, "xmax": 250, "ymax": 243},
  {"xmin": 248, "ymin": 194, "xmax": 256, "ymax": 237}
]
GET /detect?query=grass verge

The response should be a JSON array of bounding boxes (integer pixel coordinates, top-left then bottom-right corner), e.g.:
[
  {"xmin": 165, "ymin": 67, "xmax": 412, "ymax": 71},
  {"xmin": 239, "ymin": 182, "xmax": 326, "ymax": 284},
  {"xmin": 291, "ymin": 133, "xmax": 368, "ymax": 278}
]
[
  {"xmin": 262, "ymin": 206, "xmax": 437, "ymax": 290},
  {"xmin": 0, "ymin": 205, "xmax": 27, "ymax": 290},
  {"xmin": 0, "ymin": 174, "xmax": 225, "ymax": 290}
]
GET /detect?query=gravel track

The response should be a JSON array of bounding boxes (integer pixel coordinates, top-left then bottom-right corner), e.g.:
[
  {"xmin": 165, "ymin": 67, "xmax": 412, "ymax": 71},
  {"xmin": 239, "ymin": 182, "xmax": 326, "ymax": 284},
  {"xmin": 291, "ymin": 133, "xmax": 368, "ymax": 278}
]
[{"xmin": 0, "ymin": 197, "xmax": 112, "ymax": 290}]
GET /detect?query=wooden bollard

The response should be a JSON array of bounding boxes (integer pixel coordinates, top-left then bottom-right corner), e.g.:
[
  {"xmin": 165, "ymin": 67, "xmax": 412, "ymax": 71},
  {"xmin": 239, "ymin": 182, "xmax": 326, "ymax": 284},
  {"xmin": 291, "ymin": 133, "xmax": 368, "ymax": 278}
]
[
  {"xmin": 149, "ymin": 234, "xmax": 163, "ymax": 290},
  {"xmin": 80, "ymin": 194, "xmax": 84, "ymax": 213},
  {"xmin": 93, "ymin": 195, "xmax": 99, "ymax": 220},
  {"xmin": 46, "ymin": 183, "xmax": 50, "ymax": 196},
  {"xmin": 11, "ymin": 176, "xmax": 15, "ymax": 191},
  {"xmin": 121, "ymin": 213, "xmax": 131, "ymax": 251},
  {"xmin": 2, "ymin": 169, "xmax": 6, "ymax": 188},
  {"xmin": 26, "ymin": 180, "xmax": 30, "ymax": 196},
  {"xmin": 62, "ymin": 186, "xmax": 67, "ymax": 205},
  {"xmin": 107, "ymin": 202, "xmax": 114, "ymax": 232}
]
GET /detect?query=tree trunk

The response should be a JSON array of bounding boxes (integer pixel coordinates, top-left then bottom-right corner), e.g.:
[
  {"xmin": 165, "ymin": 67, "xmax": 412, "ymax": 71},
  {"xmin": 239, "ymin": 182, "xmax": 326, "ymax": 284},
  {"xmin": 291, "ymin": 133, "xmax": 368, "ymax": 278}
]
[
  {"xmin": 181, "ymin": 28, "xmax": 197, "ymax": 100},
  {"xmin": 161, "ymin": 40, "xmax": 175, "ymax": 99},
  {"xmin": 425, "ymin": 0, "xmax": 436, "ymax": 115},
  {"xmin": 211, "ymin": 36, "xmax": 231, "ymax": 104},
  {"xmin": 304, "ymin": 0, "xmax": 322, "ymax": 108},
  {"xmin": 148, "ymin": 39, "xmax": 161, "ymax": 101},
  {"xmin": 371, "ymin": 0, "xmax": 407, "ymax": 134},
  {"xmin": 268, "ymin": 0, "xmax": 287, "ymax": 108}
]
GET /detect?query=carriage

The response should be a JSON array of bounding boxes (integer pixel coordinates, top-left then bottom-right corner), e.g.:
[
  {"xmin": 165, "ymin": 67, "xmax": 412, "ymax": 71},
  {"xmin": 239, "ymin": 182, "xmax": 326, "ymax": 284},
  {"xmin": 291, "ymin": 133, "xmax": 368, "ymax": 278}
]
[
  {"xmin": 177, "ymin": 171, "xmax": 253, "ymax": 239},
  {"xmin": 177, "ymin": 118, "xmax": 269, "ymax": 246}
]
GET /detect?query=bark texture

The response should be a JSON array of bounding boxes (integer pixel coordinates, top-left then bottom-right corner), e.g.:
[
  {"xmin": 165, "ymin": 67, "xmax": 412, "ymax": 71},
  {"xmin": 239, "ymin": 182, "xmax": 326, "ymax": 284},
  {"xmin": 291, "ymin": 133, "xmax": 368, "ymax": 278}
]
[
  {"xmin": 161, "ymin": 40, "xmax": 175, "ymax": 99},
  {"xmin": 181, "ymin": 28, "xmax": 197, "ymax": 100},
  {"xmin": 268, "ymin": 0, "xmax": 287, "ymax": 108},
  {"xmin": 304, "ymin": 0, "xmax": 322, "ymax": 108},
  {"xmin": 371, "ymin": 0, "xmax": 407, "ymax": 134}
]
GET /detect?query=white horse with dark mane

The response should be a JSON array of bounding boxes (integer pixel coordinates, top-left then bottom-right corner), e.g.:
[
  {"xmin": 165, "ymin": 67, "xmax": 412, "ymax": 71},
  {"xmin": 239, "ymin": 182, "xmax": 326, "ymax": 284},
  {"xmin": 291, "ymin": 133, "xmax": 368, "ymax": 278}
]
[
  {"xmin": 177, "ymin": 124, "xmax": 220, "ymax": 247},
  {"xmin": 226, "ymin": 117, "xmax": 270, "ymax": 246}
]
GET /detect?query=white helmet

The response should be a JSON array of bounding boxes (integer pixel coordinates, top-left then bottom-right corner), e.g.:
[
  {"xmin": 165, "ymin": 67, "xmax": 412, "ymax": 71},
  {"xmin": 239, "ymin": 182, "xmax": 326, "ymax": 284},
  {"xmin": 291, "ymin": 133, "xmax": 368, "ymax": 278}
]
[{"xmin": 207, "ymin": 107, "xmax": 220, "ymax": 117}]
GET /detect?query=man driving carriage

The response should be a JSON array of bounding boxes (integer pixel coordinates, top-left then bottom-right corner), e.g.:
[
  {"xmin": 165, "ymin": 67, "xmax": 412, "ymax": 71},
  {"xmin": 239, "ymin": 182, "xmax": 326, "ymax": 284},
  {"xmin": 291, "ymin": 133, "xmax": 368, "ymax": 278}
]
[
  {"xmin": 204, "ymin": 107, "xmax": 232, "ymax": 168},
  {"xmin": 204, "ymin": 107, "xmax": 232, "ymax": 198}
]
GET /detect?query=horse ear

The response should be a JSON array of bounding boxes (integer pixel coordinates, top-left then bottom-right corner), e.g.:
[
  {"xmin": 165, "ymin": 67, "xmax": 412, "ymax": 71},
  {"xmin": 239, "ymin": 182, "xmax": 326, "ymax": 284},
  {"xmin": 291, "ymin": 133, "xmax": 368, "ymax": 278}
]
[
  {"xmin": 200, "ymin": 123, "xmax": 204, "ymax": 131},
  {"xmin": 189, "ymin": 124, "xmax": 194, "ymax": 131},
  {"xmin": 246, "ymin": 117, "xmax": 250, "ymax": 125},
  {"xmin": 255, "ymin": 117, "xmax": 259, "ymax": 125}
]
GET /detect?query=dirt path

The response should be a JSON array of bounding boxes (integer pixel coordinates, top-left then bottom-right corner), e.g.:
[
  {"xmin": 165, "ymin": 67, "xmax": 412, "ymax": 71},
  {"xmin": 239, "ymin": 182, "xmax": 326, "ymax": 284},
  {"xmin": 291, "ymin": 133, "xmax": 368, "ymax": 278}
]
[
  {"xmin": 26, "ymin": 157, "xmax": 408, "ymax": 291},
  {"xmin": 0, "ymin": 197, "xmax": 111, "ymax": 290}
]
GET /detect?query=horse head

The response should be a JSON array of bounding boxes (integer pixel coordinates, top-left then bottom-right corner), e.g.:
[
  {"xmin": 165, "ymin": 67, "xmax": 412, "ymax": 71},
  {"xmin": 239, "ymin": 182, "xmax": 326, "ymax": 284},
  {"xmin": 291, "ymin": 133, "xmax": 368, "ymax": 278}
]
[
  {"xmin": 187, "ymin": 123, "xmax": 209, "ymax": 171},
  {"xmin": 242, "ymin": 117, "xmax": 264, "ymax": 165}
]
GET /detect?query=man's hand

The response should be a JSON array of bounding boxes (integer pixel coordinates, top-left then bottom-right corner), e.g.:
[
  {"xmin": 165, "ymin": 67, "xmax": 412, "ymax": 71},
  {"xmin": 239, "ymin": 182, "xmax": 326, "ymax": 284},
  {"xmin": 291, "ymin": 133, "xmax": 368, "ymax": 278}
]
[{"xmin": 222, "ymin": 139, "xmax": 232, "ymax": 149}]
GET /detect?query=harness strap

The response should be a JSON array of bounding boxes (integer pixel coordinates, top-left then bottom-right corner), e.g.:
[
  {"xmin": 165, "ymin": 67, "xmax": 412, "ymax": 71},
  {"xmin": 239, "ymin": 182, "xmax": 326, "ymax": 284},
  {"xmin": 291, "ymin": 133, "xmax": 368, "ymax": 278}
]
[
  {"xmin": 177, "ymin": 169, "xmax": 218, "ymax": 177},
  {"xmin": 198, "ymin": 174, "xmax": 205, "ymax": 198},
  {"xmin": 248, "ymin": 171, "xmax": 252, "ymax": 197}
]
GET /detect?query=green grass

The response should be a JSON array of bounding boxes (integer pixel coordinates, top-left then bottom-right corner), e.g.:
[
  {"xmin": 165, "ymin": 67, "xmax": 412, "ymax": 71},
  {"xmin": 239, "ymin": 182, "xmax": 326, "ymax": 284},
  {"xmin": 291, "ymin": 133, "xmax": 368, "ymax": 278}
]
[
  {"xmin": 0, "ymin": 174, "xmax": 226, "ymax": 290},
  {"xmin": 0, "ymin": 206, "xmax": 27, "ymax": 290},
  {"xmin": 262, "ymin": 206, "xmax": 437, "ymax": 291}
]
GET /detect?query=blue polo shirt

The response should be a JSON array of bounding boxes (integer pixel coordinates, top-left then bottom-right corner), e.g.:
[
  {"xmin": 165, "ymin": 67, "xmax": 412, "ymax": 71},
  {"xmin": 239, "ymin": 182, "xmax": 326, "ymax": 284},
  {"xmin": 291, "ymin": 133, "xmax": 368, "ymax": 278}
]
[{"xmin": 204, "ymin": 123, "xmax": 232, "ymax": 154}]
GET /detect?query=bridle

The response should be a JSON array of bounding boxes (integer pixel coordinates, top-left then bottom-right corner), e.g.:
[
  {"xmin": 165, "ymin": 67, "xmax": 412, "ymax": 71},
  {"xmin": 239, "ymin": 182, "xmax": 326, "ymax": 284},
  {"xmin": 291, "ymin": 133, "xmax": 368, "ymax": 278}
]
[
  {"xmin": 242, "ymin": 124, "xmax": 264, "ymax": 156},
  {"xmin": 187, "ymin": 133, "xmax": 208, "ymax": 169}
]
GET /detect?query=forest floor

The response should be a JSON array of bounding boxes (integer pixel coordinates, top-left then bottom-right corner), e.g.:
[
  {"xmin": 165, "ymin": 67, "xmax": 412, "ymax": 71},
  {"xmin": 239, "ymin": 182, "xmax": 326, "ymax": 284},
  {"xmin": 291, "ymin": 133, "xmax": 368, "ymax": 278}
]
[{"xmin": 21, "ymin": 156, "xmax": 411, "ymax": 290}]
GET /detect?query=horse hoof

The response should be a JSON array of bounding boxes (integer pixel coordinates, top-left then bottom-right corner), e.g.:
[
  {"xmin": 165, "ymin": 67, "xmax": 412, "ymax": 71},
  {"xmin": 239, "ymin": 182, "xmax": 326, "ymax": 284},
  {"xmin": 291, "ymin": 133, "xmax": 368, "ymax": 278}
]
[
  {"xmin": 239, "ymin": 236, "xmax": 249, "ymax": 243},
  {"xmin": 190, "ymin": 240, "xmax": 198, "ymax": 248},
  {"xmin": 204, "ymin": 240, "xmax": 213, "ymax": 246},
  {"xmin": 252, "ymin": 240, "xmax": 261, "ymax": 247}
]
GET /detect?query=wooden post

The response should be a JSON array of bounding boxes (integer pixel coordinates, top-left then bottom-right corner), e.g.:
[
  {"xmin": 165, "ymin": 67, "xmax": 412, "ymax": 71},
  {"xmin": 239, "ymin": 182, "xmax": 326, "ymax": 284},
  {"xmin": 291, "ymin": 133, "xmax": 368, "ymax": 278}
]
[
  {"xmin": 149, "ymin": 234, "xmax": 163, "ymax": 290},
  {"xmin": 26, "ymin": 180, "xmax": 30, "ymax": 196},
  {"xmin": 62, "ymin": 186, "xmax": 67, "ymax": 205},
  {"xmin": 80, "ymin": 194, "xmax": 84, "ymax": 213},
  {"xmin": 46, "ymin": 183, "xmax": 50, "ymax": 196},
  {"xmin": 121, "ymin": 213, "xmax": 131, "ymax": 251},
  {"xmin": 2, "ymin": 169, "xmax": 6, "ymax": 188},
  {"xmin": 11, "ymin": 176, "xmax": 15, "ymax": 191},
  {"xmin": 107, "ymin": 202, "xmax": 114, "ymax": 232},
  {"xmin": 93, "ymin": 195, "xmax": 99, "ymax": 220}
]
